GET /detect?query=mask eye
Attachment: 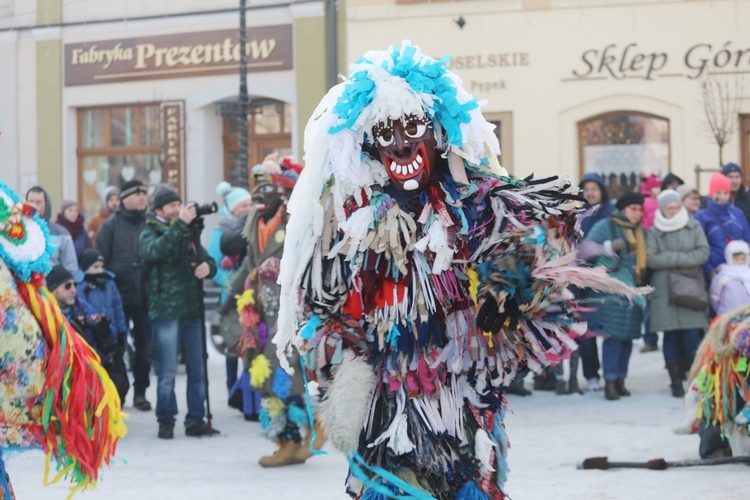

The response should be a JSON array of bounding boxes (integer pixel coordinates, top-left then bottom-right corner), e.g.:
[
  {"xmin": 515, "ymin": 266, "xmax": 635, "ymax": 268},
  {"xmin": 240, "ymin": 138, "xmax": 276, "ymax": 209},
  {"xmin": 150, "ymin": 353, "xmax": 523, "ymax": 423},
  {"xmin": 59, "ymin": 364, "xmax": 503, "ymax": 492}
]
[
  {"xmin": 404, "ymin": 122, "xmax": 427, "ymax": 139},
  {"xmin": 376, "ymin": 129, "xmax": 394, "ymax": 147}
]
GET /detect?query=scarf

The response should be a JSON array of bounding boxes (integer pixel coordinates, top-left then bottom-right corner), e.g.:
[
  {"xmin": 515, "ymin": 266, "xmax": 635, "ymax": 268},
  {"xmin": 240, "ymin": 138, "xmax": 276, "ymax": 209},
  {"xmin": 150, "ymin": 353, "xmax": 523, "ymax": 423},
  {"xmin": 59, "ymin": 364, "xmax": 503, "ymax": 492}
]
[
  {"xmin": 257, "ymin": 206, "xmax": 284, "ymax": 255},
  {"xmin": 653, "ymin": 206, "xmax": 689, "ymax": 233},
  {"xmin": 611, "ymin": 215, "xmax": 648, "ymax": 286},
  {"xmin": 56, "ymin": 213, "xmax": 85, "ymax": 240}
]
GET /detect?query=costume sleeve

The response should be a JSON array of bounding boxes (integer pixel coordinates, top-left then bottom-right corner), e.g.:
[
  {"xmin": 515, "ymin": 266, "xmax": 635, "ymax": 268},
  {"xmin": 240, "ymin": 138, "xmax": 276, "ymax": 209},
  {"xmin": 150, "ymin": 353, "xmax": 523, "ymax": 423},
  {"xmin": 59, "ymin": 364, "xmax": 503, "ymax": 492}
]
[
  {"xmin": 139, "ymin": 220, "xmax": 187, "ymax": 264},
  {"xmin": 472, "ymin": 175, "xmax": 641, "ymax": 375}
]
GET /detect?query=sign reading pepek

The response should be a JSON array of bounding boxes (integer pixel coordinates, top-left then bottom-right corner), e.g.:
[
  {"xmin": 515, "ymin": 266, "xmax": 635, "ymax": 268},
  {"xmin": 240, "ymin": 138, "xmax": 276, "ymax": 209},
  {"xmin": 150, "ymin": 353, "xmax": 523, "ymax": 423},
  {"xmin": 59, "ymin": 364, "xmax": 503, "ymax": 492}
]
[{"xmin": 64, "ymin": 25, "xmax": 292, "ymax": 86}]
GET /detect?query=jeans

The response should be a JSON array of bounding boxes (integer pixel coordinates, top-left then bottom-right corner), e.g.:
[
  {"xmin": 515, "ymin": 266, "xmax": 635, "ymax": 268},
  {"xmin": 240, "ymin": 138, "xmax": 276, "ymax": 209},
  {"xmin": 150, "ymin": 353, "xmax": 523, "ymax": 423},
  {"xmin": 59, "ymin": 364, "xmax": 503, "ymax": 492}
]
[
  {"xmin": 663, "ymin": 329, "xmax": 703, "ymax": 366},
  {"xmin": 124, "ymin": 303, "xmax": 153, "ymax": 395},
  {"xmin": 642, "ymin": 308, "xmax": 658, "ymax": 347},
  {"xmin": 153, "ymin": 318, "xmax": 206, "ymax": 425},
  {"xmin": 579, "ymin": 335, "xmax": 601, "ymax": 380},
  {"xmin": 602, "ymin": 338, "xmax": 632, "ymax": 381},
  {"xmin": 226, "ymin": 356, "xmax": 239, "ymax": 391}
]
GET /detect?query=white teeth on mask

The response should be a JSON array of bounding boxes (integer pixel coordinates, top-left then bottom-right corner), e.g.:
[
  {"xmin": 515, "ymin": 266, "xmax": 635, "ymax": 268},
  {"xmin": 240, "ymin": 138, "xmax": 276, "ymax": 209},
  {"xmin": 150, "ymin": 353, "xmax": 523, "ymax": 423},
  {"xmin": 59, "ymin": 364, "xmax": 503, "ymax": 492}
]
[
  {"xmin": 390, "ymin": 163, "xmax": 397, "ymax": 172},
  {"xmin": 396, "ymin": 165, "xmax": 403, "ymax": 175},
  {"xmin": 411, "ymin": 160, "xmax": 418, "ymax": 170},
  {"xmin": 417, "ymin": 155, "xmax": 423, "ymax": 164},
  {"xmin": 407, "ymin": 164, "xmax": 414, "ymax": 175}
]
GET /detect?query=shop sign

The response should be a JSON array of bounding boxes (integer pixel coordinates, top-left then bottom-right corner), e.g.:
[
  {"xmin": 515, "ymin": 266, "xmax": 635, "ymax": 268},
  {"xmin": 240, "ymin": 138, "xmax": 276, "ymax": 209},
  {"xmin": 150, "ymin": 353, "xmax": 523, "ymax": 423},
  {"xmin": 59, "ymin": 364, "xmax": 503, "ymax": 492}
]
[
  {"xmin": 448, "ymin": 52, "xmax": 530, "ymax": 93},
  {"xmin": 565, "ymin": 41, "xmax": 750, "ymax": 81},
  {"xmin": 64, "ymin": 25, "xmax": 292, "ymax": 86},
  {"xmin": 161, "ymin": 101, "xmax": 185, "ymax": 196}
]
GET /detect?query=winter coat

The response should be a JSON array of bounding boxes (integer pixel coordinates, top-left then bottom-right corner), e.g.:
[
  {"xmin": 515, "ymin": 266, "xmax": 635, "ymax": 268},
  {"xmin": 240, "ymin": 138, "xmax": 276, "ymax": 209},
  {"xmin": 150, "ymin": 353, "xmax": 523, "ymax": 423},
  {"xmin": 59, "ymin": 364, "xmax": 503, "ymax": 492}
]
[
  {"xmin": 694, "ymin": 199, "xmax": 750, "ymax": 276},
  {"xmin": 27, "ymin": 186, "xmax": 78, "ymax": 275},
  {"xmin": 710, "ymin": 265, "xmax": 750, "ymax": 316},
  {"xmin": 579, "ymin": 173, "xmax": 615, "ymax": 236},
  {"xmin": 75, "ymin": 270, "xmax": 128, "ymax": 340},
  {"xmin": 733, "ymin": 187, "xmax": 750, "ymax": 226},
  {"xmin": 585, "ymin": 212, "xmax": 647, "ymax": 341},
  {"xmin": 646, "ymin": 218, "xmax": 710, "ymax": 332},
  {"xmin": 208, "ymin": 207, "xmax": 245, "ymax": 304},
  {"xmin": 87, "ymin": 205, "xmax": 111, "ymax": 247},
  {"xmin": 95, "ymin": 206, "xmax": 147, "ymax": 308},
  {"xmin": 61, "ymin": 296, "xmax": 118, "ymax": 359},
  {"xmin": 139, "ymin": 211, "xmax": 217, "ymax": 322}
]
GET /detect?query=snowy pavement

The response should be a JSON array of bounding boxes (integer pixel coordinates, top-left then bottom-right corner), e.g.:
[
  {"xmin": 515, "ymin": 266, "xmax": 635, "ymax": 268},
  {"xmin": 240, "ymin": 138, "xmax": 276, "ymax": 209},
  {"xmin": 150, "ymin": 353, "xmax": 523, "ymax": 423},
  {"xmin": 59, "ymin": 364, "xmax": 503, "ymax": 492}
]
[{"xmin": 7, "ymin": 336, "xmax": 747, "ymax": 499}]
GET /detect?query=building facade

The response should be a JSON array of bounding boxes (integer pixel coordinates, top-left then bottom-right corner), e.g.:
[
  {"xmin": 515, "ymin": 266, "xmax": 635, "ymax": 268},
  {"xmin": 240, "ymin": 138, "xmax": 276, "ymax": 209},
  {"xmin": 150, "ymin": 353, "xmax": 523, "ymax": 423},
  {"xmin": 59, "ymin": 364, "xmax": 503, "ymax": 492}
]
[
  {"xmin": 0, "ymin": 0, "xmax": 331, "ymax": 226},
  {"xmin": 346, "ymin": 0, "xmax": 750, "ymax": 197}
]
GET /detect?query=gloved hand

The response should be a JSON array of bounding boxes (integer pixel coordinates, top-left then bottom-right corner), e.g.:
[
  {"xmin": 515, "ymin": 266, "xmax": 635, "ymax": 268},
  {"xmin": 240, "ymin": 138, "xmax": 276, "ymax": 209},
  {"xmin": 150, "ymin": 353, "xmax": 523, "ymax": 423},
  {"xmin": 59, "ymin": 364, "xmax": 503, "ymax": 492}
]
[{"xmin": 611, "ymin": 239, "xmax": 626, "ymax": 253}]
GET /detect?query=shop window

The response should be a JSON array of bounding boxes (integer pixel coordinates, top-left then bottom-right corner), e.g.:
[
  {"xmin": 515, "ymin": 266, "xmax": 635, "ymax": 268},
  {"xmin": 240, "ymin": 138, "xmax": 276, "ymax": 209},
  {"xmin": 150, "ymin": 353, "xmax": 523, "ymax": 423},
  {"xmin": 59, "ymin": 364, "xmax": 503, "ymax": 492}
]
[
  {"xmin": 221, "ymin": 98, "xmax": 293, "ymax": 188},
  {"xmin": 741, "ymin": 115, "xmax": 750, "ymax": 179},
  {"xmin": 579, "ymin": 111, "xmax": 670, "ymax": 200},
  {"xmin": 77, "ymin": 103, "xmax": 165, "ymax": 223},
  {"xmin": 486, "ymin": 112, "xmax": 513, "ymax": 175}
]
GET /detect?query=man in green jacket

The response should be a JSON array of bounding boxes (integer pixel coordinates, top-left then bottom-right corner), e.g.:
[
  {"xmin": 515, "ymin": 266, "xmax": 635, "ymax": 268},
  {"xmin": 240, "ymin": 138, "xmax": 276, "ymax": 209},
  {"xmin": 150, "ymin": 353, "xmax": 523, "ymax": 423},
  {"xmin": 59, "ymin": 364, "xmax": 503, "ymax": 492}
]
[{"xmin": 140, "ymin": 188, "xmax": 217, "ymax": 439}]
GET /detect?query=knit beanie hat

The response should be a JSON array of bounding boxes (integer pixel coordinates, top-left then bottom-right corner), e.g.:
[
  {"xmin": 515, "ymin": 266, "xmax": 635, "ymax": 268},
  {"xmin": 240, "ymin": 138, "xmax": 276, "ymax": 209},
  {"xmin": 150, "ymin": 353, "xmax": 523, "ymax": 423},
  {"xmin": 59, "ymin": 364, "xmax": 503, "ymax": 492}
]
[
  {"xmin": 657, "ymin": 189, "xmax": 681, "ymax": 211},
  {"xmin": 60, "ymin": 199, "xmax": 78, "ymax": 214},
  {"xmin": 640, "ymin": 174, "xmax": 661, "ymax": 196},
  {"xmin": 675, "ymin": 184, "xmax": 697, "ymax": 201},
  {"xmin": 724, "ymin": 240, "xmax": 750, "ymax": 265},
  {"xmin": 79, "ymin": 248, "xmax": 105, "ymax": 273},
  {"xmin": 152, "ymin": 188, "xmax": 182, "ymax": 211},
  {"xmin": 101, "ymin": 186, "xmax": 121, "ymax": 211},
  {"xmin": 708, "ymin": 173, "xmax": 731, "ymax": 198},
  {"xmin": 615, "ymin": 191, "xmax": 644, "ymax": 212},
  {"xmin": 721, "ymin": 162, "xmax": 742, "ymax": 177},
  {"xmin": 46, "ymin": 265, "xmax": 74, "ymax": 292},
  {"xmin": 120, "ymin": 180, "xmax": 147, "ymax": 200},
  {"xmin": 216, "ymin": 182, "xmax": 252, "ymax": 212}
]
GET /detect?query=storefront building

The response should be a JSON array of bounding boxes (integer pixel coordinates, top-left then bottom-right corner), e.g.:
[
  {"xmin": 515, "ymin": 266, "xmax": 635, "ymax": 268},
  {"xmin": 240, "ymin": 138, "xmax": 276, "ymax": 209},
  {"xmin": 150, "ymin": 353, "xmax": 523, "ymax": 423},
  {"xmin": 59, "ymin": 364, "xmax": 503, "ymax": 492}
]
[
  {"xmin": 0, "ymin": 0, "xmax": 330, "ymax": 227},
  {"xmin": 346, "ymin": 0, "xmax": 750, "ymax": 197}
]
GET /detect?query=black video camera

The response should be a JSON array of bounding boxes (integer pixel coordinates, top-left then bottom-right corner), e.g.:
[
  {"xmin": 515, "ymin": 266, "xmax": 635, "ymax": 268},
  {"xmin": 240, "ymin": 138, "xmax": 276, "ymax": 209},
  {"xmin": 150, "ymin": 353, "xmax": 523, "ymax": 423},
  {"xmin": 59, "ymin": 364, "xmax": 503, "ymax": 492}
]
[{"xmin": 194, "ymin": 202, "xmax": 219, "ymax": 217}]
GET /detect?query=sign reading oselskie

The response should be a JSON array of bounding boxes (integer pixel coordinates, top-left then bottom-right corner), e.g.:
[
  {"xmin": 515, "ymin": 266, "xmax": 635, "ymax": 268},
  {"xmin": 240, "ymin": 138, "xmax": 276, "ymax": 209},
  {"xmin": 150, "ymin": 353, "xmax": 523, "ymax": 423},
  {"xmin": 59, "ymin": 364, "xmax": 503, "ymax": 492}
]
[{"xmin": 64, "ymin": 25, "xmax": 292, "ymax": 86}]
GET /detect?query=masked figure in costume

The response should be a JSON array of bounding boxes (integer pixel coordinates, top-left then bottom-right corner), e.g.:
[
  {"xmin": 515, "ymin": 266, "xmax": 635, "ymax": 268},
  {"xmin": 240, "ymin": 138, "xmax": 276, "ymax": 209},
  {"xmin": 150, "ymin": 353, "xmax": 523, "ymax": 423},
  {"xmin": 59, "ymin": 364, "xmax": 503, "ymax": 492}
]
[
  {"xmin": 0, "ymin": 180, "xmax": 126, "ymax": 499},
  {"xmin": 275, "ymin": 43, "xmax": 645, "ymax": 499},
  {"xmin": 230, "ymin": 156, "xmax": 324, "ymax": 467}
]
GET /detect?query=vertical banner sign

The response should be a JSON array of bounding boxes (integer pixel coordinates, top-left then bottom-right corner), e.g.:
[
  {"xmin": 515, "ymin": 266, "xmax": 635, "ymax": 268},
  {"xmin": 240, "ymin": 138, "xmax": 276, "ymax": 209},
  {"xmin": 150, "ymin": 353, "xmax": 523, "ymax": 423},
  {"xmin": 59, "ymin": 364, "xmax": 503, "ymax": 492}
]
[{"xmin": 160, "ymin": 101, "xmax": 186, "ymax": 196}]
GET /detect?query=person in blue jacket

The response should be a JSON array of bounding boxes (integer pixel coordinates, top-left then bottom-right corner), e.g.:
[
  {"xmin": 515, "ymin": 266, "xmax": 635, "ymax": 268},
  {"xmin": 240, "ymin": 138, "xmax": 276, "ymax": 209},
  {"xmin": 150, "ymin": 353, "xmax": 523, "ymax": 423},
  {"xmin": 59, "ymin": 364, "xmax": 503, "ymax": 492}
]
[
  {"xmin": 47, "ymin": 264, "xmax": 129, "ymax": 403},
  {"xmin": 208, "ymin": 181, "xmax": 257, "ymax": 415},
  {"xmin": 75, "ymin": 249, "xmax": 130, "ymax": 401},
  {"xmin": 695, "ymin": 172, "xmax": 750, "ymax": 278}
]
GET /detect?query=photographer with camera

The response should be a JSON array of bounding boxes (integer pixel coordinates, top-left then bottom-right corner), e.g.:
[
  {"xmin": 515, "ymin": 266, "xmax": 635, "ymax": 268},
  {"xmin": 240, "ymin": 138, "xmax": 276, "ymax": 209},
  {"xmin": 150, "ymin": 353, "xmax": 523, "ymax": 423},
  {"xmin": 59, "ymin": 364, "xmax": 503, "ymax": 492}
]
[
  {"xmin": 47, "ymin": 265, "xmax": 129, "ymax": 402},
  {"xmin": 139, "ymin": 188, "xmax": 217, "ymax": 440}
]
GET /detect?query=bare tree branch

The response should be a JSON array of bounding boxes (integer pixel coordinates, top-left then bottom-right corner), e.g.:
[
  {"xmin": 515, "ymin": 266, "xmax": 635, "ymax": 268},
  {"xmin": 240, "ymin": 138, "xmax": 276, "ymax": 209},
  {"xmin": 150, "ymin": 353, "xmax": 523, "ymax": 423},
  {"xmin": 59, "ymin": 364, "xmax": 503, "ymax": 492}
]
[{"xmin": 701, "ymin": 73, "xmax": 745, "ymax": 164}]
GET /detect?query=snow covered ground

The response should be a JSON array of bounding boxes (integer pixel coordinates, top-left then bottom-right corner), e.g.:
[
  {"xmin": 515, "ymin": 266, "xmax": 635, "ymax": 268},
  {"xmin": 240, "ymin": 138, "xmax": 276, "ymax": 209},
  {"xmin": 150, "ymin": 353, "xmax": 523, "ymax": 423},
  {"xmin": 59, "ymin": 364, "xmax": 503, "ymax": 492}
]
[{"xmin": 6, "ymin": 336, "xmax": 748, "ymax": 499}]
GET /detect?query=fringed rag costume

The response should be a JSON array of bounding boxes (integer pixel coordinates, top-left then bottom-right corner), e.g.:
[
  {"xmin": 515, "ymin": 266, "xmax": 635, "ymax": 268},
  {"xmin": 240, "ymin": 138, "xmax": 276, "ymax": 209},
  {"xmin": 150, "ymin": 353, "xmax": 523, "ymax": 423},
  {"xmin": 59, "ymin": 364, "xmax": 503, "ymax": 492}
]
[
  {"xmin": 0, "ymin": 180, "xmax": 126, "ymax": 499},
  {"xmin": 232, "ymin": 158, "xmax": 315, "ymax": 456},
  {"xmin": 275, "ymin": 43, "xmax": 644, "ymax": 499},
  {"xmin": 690, "ymin": 307, "xmax": 750, "ymax": 456}
]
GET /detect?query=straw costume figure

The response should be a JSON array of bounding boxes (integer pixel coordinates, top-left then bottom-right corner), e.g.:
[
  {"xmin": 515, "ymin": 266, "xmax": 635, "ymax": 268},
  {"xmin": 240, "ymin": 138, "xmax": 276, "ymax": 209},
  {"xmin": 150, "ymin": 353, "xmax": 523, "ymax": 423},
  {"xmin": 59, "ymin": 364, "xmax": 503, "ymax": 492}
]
[
  {"xmin": 0, "ymin": 180, "xmax": 126, "ymax": 499},
  {"xmin": 275, "ymin": 43, "xmax": 645, "ymax": 499}
]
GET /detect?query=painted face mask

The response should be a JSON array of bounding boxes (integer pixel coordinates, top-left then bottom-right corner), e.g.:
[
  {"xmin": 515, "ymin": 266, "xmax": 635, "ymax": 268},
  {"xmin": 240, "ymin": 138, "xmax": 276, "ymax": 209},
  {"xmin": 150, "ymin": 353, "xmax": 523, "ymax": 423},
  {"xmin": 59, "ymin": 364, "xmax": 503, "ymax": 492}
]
[
  {"xmin": 373, "ymin": 114, "xmax": 438, "ymax": 192},
  {"xmin": 252, "ymin": 181, "xmax": 281, "ymax": 212}
]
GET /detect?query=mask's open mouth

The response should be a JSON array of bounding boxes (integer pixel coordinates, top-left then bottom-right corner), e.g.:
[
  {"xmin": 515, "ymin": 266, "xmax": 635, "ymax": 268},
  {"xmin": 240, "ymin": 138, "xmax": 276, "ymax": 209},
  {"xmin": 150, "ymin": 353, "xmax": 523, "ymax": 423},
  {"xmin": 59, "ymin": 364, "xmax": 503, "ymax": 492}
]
[{"xmin": 384, "ymin": 144, "xmax": 428, "ymax": 181}]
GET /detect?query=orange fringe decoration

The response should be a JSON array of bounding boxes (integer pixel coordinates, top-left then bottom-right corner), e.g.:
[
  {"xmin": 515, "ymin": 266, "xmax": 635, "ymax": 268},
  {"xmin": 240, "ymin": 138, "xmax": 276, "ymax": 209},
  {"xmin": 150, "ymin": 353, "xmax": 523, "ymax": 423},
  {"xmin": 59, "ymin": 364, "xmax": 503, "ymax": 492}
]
[{"xmin": 17, "ymin": 275, "xmax": 127, "ymax": 497}]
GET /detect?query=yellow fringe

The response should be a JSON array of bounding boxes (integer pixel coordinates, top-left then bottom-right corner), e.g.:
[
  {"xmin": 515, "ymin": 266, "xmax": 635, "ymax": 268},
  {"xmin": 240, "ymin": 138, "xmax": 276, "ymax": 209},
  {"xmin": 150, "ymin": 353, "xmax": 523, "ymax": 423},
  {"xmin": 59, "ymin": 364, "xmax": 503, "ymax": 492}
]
[{"xmin": 249, "ymin": 354, "xmax": 272, "ymax": 388}]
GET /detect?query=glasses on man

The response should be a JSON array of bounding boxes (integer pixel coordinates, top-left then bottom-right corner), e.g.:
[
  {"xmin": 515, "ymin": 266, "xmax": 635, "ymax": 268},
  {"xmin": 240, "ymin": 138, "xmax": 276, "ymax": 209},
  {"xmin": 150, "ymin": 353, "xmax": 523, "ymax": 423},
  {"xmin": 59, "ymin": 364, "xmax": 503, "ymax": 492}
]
[{"xmin": 63, "ymin": 282, "xmax": 76, "ymax": 290}]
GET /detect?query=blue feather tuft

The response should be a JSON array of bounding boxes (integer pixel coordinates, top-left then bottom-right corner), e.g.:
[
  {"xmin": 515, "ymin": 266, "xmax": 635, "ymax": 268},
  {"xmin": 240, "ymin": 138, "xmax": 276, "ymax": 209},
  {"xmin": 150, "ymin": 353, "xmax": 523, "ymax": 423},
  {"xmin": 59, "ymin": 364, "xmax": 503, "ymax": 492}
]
[
  {"xmin": 287, "ymin": 404, "xmax": 308, "ymax": 426},
  {"xmin": 272, "ymin": 367, "xmax": 292, "ymax": 400}
]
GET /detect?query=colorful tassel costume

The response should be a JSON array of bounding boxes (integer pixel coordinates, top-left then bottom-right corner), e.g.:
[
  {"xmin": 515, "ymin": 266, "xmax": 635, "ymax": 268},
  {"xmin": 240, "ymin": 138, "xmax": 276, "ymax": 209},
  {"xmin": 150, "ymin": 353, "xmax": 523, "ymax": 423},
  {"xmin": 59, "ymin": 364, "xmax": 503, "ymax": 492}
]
[
  {"xmin": 275, "ymin": 43, "xmax": 644, "ymax": 499},
  {"xmin": 0, "ymin": 180, "xmax": 126, "ymax": 499}
]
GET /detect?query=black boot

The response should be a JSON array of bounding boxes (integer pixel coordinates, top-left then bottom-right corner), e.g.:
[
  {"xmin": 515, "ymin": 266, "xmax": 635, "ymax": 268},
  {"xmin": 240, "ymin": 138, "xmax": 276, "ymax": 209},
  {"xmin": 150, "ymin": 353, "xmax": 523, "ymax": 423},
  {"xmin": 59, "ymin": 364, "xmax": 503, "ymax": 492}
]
[
  {"xmin": 666, "ymin": 362, "xmax": 685, "ymax": 398},
  {"xmin": 615, "ymin": 379, "xmax": 631, "ymax": 397},
  {"xmin": 604, "ymin": 380, "xmax": 620, "ymax": 401},
  {"xmin": 506, "ymin": 379, "xmax": 532, "ymax": 396}
]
